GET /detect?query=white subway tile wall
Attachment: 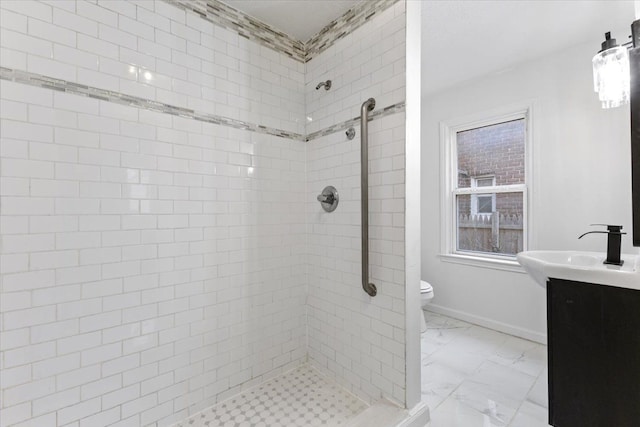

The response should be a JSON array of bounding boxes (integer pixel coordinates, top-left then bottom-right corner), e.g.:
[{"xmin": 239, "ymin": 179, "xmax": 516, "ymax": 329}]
[
  {"xmin": 0, "ymin": 0, "xmax": 407, "ymax": 425},
  {"xmin": 306, "ymin": 113, "xmax": 407, "ymax": 405},
  {"xmin": 304, "ymin": 0, "xmax": 407, "ymax": 405},
  {"xmin": 0, "ymin": 0, "xmax": 306, "ymax": 135},
  {"xmin": 305, "ymin": 1, "xmax": 406, "ymax": 136},
  {"xmin": 0, "ymin": 74, "xmax": 307, "ymax": 425}
]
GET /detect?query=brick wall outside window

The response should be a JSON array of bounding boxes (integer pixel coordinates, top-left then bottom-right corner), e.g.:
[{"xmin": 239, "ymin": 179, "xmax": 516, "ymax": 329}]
[
  {"xmin": 454, "ymin": 118, "xmax": 526, "ymax": 255},
  {"xmin": 457, "ymin": 119, "xmax": 525, "ymax": 217}
]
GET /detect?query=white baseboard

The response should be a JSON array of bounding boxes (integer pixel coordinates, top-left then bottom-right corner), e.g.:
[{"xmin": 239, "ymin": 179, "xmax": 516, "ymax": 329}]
[{"xmin": 424, "ymin": 304, "xmax": 547, "ymax": 345}]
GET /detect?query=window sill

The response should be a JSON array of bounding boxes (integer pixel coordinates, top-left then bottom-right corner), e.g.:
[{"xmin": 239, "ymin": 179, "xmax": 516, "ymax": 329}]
[{"xmin": 439, "ymin": 253, "xmax": 527, "ymax": 273}]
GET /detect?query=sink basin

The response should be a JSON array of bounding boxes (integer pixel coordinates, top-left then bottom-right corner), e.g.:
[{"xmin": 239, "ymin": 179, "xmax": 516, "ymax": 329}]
[{"xmin": 517, "ymin": 251, "xmax": 640, "ymax": 290}]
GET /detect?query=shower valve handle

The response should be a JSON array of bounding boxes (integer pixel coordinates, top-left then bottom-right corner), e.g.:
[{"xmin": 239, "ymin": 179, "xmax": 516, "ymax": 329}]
[
  {"xmin": 317, "ymin": 186, "xmax": 339, "ymax": 212},
  {"xmin": 317, "ymin": 193, "xmax": 335, "ymax": 203}
]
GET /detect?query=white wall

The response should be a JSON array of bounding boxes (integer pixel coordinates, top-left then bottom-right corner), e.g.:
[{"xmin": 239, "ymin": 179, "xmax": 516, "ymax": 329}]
[
  {"xmin": 421, "ymin": 40, "xmax": 635, "ymax": 341},
  {"xmin": 0, "ymin": 1, "xmax": 413, "ymax": 425},
  {"xmin": 305, "ymin": 1, "xmax": 406, "ymax": 135},
  {"xmin": 0, "ymin": 1, "xmax": 306, "ymax": 425},
  {"xmin": 403, "ymin": 0, "xmax": 423, "ymax": 415},
  {"xmin": 305, "ymin": 1, "xmax": 408, "ymax": 405}
]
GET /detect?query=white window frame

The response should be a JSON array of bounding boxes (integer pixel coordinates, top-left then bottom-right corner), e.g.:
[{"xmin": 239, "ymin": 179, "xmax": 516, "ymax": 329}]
[
  {"xmin": 470, "ymin": 176, "xmax": 496, "ymax": 216},
  {"xmin": 439, "ymin": 104, "xmax": 533, "ymax": 272}
]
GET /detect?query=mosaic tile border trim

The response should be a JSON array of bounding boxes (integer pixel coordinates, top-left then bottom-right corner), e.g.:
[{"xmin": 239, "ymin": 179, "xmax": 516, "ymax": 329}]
[
  {"xmin": 305, "ymin": 102, "xmax": 405, "ymax": 142},
  {"xmin": 305, "ymin": 0, "xmax": 400, "ymax": 62},
  {"xmin": 164, "ymin": 0, "xmax": 398, "ymax": 63},
  {"xmin": 0, "ymin": 67, "xmax": 305, "ymax": 141},
  {"xmin": 168, "ymin": 0, "xmax": 306, "ymax": 62},
  {"xmin": 1, "ymin": 67, "xmax": 404, "ymax": 142}
]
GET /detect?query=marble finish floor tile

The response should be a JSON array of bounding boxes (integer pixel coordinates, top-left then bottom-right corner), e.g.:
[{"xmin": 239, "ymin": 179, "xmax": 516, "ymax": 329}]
[
  {"xmin": 509, "ymin": 401, "xmax": 550, "ymax": 427},
  {"xmin": 428, "ymin": 396, "xmax": 506, "ymax": 427},
  {"xmin": 421, "ymin": 311, "xmax": 551, "ymax": 427},
  {"xmin": 175, "ymin": 365, "xmax": 367, "ymax": 427},
  {"xmin": 489, "ymin": 336, "xmax": 546, "ymax": 378}
]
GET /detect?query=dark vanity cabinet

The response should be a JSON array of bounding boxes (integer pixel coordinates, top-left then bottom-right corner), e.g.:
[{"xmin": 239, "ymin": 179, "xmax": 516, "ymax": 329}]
[{"xmin": 547, "ymin": 278, "xmax": 640, "ymax": 426}]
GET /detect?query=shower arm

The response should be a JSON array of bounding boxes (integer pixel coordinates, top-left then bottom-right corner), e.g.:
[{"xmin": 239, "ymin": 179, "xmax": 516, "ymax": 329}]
[{"xmin": 360, "ymin": 98, "xmax": 377, "ymax": 297}]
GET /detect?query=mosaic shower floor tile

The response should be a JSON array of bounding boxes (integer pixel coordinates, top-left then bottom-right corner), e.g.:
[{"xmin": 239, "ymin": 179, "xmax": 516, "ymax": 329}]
[{"xmin": 175, "ymin": 365, "xmax": 367, "ymax": 427}]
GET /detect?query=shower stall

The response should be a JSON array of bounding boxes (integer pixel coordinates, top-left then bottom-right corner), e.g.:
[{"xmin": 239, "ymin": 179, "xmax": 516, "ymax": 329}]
[{"xmin": 0, "ymin": 0, "xmax": 424, "ymax": 425}]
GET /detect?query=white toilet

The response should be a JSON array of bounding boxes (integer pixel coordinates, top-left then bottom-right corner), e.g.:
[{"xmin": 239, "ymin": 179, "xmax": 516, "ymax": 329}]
[{"xmin": 420, "ymin": 280, "xmax": 434, "ymax": 333}]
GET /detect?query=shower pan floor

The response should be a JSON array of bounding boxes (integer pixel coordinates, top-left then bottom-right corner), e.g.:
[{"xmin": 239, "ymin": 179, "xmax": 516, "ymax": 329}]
[{"xmin": 175, "ymin": 364, "xmax": 367, "ymax": 427}]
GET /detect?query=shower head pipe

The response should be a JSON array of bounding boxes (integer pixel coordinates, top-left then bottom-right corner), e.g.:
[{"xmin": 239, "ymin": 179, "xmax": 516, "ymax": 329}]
[{"xmin": 315, "ymin": 80, "xmax": 332, "ymax": 90}]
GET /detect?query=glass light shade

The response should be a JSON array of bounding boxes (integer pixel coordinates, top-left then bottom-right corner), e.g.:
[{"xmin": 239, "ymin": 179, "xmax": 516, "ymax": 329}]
[{"xmin": 592, "ymin": 46, "xmax": 630, "ymax": 109}]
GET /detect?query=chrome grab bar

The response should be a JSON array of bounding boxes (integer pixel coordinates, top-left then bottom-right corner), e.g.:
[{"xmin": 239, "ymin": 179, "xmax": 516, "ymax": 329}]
[{"xmin": 360, "ymin": 98, "xmax": 377, "ymax": 297}]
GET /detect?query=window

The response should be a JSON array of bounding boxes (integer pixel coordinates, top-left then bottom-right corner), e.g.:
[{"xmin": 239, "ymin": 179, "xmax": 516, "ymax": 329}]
[
  {"xmin": 441, "ymin": 108, "xmax": 530, "ymax": 263},
  {"xmin": 471, "ymin": 176, "xmax": 496, "ymax": 216}
]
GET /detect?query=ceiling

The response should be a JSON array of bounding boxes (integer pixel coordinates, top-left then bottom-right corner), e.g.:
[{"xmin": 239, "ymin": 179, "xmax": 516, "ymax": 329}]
[
  {"xmin": 222, "ymin": 0, "xmax": 361, "ymax": 41},
  {"xmin": 421, "ymin": 0, "xmax": 636, "ymax": 94}
]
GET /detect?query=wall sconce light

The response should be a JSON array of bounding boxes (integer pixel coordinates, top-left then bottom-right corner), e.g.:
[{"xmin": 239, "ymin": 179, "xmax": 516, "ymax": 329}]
[{"xmin": 592, "ymin": 32, "xmax": 631, "ymax": 108}]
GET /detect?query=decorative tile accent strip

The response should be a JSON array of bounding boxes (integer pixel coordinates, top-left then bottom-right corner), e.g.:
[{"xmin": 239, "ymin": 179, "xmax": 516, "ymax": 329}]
[
  {"xmin": 305, "ymin": 102, "xmax": 405, "ymax": 142},
  {"xmin": 0, "ymin": 67, "xmax": 305, "ymax": 141},
  {"xmin": 168, "ymin": 0, "xmax": 306, "ymax": 62},
  {"xmin": 305, "ymin": 0, "xmax": 400, "ymax": 62},
  {"xmin": 164, "ymin": 0, "xmax": 398, "ymax": 63},
  {"xmin": 1, "ymin": 67, "xmax": 403, "ymax": 142}
]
